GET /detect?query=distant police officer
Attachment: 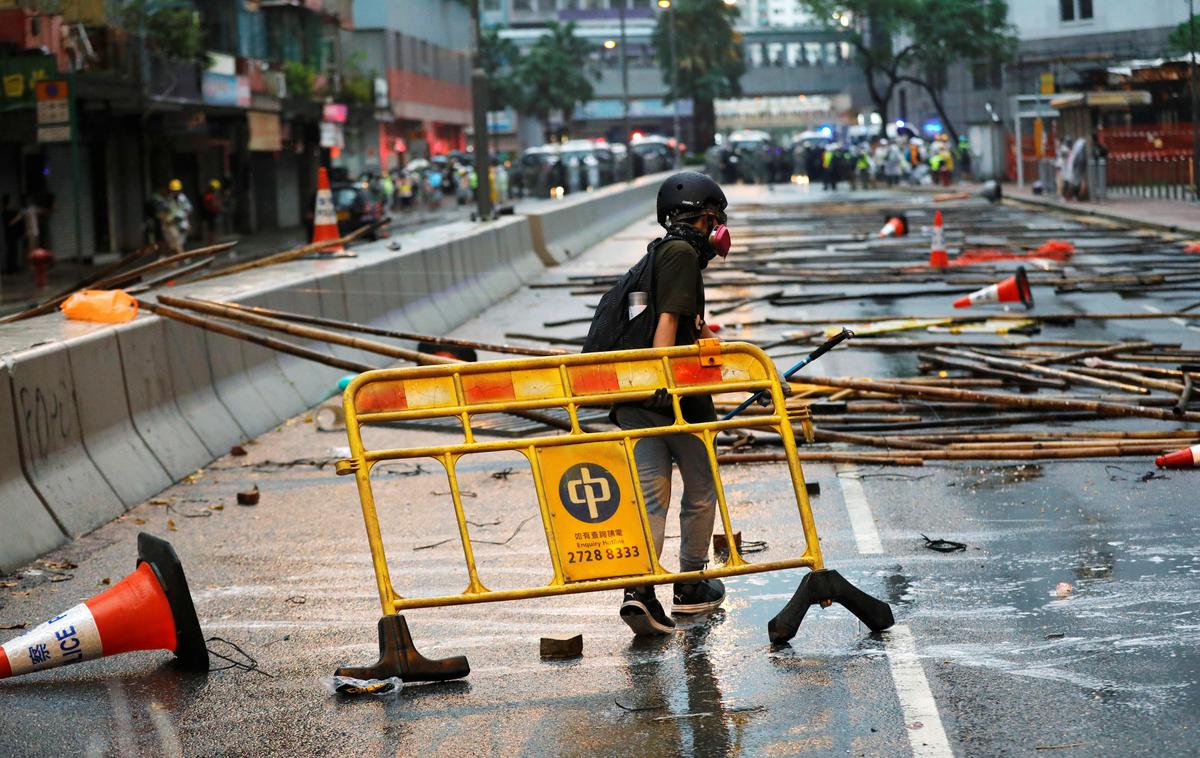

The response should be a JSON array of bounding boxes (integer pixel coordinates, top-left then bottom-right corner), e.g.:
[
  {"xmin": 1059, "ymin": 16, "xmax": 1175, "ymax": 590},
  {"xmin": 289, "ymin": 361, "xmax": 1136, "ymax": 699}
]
[{"xmin": 614, "ymin": 172, "xmax": 732, "ymax": 636}]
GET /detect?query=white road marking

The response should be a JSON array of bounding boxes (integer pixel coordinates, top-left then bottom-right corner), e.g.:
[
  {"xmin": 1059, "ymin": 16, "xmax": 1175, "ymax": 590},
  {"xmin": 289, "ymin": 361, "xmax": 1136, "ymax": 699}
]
[
  {"xmin": 148, "ymin": 702, "xmax": 184, "ymax": 758},
  {"xmin": 887, "ymin": 624, "xmax": 955, "ymax": 758},
  {"xmin": 1142, "ymin": 303, "xmax": 1200, "ymax": 332},
  {"xmin": 836, "ymin": 465, "xmax": 884, "ymax": 554},
  {"xmin": 106, "ymin": 680, "xmax": 136, "ymax": 757},
  {"xmin": 839, "ymin": 465, "xmax": 954, "ymax": 757}
]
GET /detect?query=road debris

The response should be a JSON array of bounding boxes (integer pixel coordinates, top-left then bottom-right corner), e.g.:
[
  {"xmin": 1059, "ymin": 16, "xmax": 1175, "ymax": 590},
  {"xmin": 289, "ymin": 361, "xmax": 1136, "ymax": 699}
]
[{"xmin": 237, "ymin": 486, "xmax": 261, "ymax": 506}]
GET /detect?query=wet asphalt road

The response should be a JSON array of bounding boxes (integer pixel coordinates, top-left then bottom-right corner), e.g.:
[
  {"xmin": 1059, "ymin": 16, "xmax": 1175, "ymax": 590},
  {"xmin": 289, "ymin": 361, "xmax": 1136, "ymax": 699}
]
[{"xmin": 1, "ymin": 184, "xmax": 1198, "ymax": 756}]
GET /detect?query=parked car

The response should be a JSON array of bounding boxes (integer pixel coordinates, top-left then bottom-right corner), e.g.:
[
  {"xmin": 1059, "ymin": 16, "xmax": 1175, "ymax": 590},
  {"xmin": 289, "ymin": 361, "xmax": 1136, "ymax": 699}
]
[
  {"xmin": 559, "ymin": 140, "xmax": 604, "ymax": 192},
  {"xmin": 517, "ymin": 146, "xmax": 564, "ymax": 198},
  {"xmin": 630, "ymin": 135, "xmax": 676, "ymax": 176}
]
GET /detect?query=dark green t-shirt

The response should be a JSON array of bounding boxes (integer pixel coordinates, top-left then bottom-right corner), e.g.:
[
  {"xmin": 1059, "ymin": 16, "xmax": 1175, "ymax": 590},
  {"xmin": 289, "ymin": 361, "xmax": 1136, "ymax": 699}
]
[{"xmin": 652, "ymin": 239, "xmax": 716, "ymax": 424}]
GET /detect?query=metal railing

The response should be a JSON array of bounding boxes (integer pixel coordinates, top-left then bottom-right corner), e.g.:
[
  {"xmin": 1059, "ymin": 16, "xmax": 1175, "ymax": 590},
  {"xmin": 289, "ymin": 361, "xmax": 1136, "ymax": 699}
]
[{"xmin": 1104, "ymin": 154, "xmax": 1197, "ymax": 202}]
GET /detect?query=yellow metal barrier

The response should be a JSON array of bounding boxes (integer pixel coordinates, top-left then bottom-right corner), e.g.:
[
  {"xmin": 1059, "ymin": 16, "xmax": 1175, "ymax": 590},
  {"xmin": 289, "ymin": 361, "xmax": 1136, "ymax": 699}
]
[{"xmin": 332, "ymin": 340, "xmax": 893, "ymax": 683}]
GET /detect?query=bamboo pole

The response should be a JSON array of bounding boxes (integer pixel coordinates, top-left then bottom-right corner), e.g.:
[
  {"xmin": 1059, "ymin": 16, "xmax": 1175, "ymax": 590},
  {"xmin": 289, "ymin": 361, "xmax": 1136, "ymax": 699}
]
[
  {"xmin": 717, "ymin": 452, "xmax": 924, "ymax": 466},
  {"xmin": 760, "ymin": 312, "xmax": 1200, "ymax": 326},
  {"xmin": 720, "ymin": 442, "xmax": 1183, "ymax": 464},
  {"xmin": 126, "ymin": 256, "xmax": 215, "ymax": 294},
  {"xmin": 159, "ymin": 295, "xmax": 456, "ymax": 366},
  {"xmin": 801, "ymin": 375, "xmax": 1200, "ymax": 422},
  {"xmin": 153, "ymin": 296, "xmax": 583, "ymax": 433},
  {"xmin": 934, "ymin": 347, "xmax": 1150, "ymax": 394},
  {"xmin": 212, "ymin": 300, "xmax": 568, "ymax": 357},
  {"xmin": 194, "ymin": 221, "xmax": 378, "ymax": 282},
  {"xmin": 140, "ymin": 299, "xmax": 374, "ymax": 374},
  {"xmin": 897, "ymin": 429, "xmax": 1200, "ymax": 443},
  {"xmin": 1026, "ymin": 342, "xmax": 1155, "ymax": 366}
]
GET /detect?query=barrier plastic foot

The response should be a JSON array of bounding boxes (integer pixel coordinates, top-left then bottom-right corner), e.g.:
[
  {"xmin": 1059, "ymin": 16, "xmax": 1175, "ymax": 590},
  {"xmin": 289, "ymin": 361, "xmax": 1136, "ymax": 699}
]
[
  {"xmin": 335, "ymin": 615, "xmax": 470, "ymax": 683},
  {"xmin": 767, "ymin": 569, "xmax": 895, "ymax": 644}
]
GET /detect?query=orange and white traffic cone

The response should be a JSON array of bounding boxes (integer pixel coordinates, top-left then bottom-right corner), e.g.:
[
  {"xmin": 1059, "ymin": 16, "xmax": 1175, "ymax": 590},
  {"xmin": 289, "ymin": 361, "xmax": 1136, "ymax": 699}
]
[
  {"xmin": 1156, "ymin": 444, "xmax": 1200, "ymax": 469},
  {"xmin": 953, "ymin": 266, "xmax": 1034, "ymax": 310},
  {"xmin": 0, "ymin": 533, "xmax": 207, "ymax": 679},
  {"xmin": 879, "ymin": 213, "xmax": 907, "ymax": 238},
  {"xmin": 928, "ymin": 210, "xmax": 948, "ymax": 268},
  {"xmin": 311, "ymin": 167, "xmax": 344, "ymax": 253}
]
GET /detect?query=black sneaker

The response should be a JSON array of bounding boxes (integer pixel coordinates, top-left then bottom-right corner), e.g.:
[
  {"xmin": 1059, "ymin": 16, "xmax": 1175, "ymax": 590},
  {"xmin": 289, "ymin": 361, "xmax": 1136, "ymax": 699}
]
[
  {"xmin": 672, "ymin": 579, "xmax": 726, "ymax": 615},
  {"xmin": 620, "ymin": 587, "xmax": 676, "ymax": 636}
]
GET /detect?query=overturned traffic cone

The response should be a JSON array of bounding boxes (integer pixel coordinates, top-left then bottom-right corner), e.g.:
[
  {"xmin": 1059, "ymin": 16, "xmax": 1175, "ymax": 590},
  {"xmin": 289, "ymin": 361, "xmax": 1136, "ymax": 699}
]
[
  {"xmin": 0, "ymin": 533, "xmax": 207, "ymax": 680},
  {"xmin": 928, "ymin": 210, "xmax": 948, "ymax": 268},
  {"xmin": 879, "ymin": 212, "xmax": 907, "ymax": 238},
  {"xmin": 953, "ymin": 266, "xmax": 1034, "ymax": 310},
  {"xmin": 311, "ymin": 167, "xmax": 344, "ymax": 253},
  {"xmin": 1156, "ymin": 444, "xmax": 1200, "ymax": 469}
]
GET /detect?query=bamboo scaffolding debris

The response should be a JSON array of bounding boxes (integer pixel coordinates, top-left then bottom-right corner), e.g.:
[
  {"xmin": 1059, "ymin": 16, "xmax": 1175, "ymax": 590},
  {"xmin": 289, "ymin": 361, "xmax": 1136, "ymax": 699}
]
[
  {"xmin": 194, "ymin": 222, "xmax": 379, "ymax": 282},
  {"xmin": 933, "ymin": 347, "xmax": 1150, "ymax": 394},
  {"xmin": 800, "ymin": 375, "xmax": 1200, "ymax": 422},
  {"xmin": 153, "ymin": 296, "xmax": 583, "ymax": 433},
  {"xmin": 213, "ymin": 300, "xmax": 568, "ymax": 357}
]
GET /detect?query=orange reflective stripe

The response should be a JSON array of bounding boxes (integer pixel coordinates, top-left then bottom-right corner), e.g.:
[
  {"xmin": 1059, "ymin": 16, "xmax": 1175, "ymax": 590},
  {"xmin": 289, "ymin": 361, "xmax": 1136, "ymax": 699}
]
[
  {"xmin": 356, "ymin": 380, "xmax": 407, "ymax": 412},
  {"xmin": 671, "ymin": 357, "xmax": 722, "ymax": 386},
  {"xmin": 567, "ymin": 364, "xmax": 620, "ymax": 394},
  {"xmin": 463, "ymin": 372, "xmax": 516, "ymax": 403}
]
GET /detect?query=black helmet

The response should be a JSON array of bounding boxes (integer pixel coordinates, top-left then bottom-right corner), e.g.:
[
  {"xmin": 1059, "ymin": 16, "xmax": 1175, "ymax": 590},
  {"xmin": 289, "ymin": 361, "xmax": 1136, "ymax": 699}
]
[{"xmin": 656, "ymin": 171, "xmax": 727, "ymax": 227}]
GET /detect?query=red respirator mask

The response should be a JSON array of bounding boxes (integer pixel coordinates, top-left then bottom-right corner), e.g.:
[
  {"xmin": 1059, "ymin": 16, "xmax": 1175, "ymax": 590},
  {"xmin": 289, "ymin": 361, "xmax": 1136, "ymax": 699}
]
[{"xmin": 709, "ymin": 224, "xmax": 731, "ymax": 258}]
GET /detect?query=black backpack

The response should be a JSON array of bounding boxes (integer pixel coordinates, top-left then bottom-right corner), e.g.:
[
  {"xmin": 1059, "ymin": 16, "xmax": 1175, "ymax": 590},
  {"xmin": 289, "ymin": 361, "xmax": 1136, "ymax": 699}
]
[{"xmin": 581, "ymin": 242, "xmax": 662, "ymax": 353}]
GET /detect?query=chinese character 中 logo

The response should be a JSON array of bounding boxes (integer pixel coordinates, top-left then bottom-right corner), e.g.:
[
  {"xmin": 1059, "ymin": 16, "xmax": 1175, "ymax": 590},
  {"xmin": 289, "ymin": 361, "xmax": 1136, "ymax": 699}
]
[{"xmin": 558, "ymin": 463, "xmax": 620, "ymax": 523}]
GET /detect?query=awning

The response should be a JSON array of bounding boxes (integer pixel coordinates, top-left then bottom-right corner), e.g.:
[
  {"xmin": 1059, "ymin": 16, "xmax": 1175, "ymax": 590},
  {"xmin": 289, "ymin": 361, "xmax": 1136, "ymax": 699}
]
[{"xmin": 1049, "ymin": 91, "xmax": 1152, "ymax": 109}]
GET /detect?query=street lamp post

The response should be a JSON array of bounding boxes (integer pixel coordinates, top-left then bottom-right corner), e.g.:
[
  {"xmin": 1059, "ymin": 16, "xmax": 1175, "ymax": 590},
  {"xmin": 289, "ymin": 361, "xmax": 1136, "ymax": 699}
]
[
  {"xmin": 659, "ymin": 0, "xmax": 681, "ymax": 168},
  {"xmin": 619, "ymin": 1, "xmax": 633, "ymax": 181},
  {"xmin": 469, "ymin": 0, "xmax": 493, "ymax": 220},
  {"xmin": 1190, "ymin": 0, "xmax": 1199, "ymax": 200}
]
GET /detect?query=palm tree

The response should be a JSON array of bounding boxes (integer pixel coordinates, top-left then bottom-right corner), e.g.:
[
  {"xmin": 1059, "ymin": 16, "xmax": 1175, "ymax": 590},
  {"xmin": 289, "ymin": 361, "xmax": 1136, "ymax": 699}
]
[
  {"xmin": 516, "ymin": 21, "xmax": 599, "ymax": 138},
  {"xmin": 651, "ymin": 0, "xmax": 746, "ymax": 151}
]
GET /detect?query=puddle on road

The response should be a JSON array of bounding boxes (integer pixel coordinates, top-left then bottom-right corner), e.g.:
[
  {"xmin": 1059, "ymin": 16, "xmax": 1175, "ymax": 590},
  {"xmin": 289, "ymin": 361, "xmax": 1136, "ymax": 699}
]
[{"xmin": 953, "ymin": 463, "xmax": 1045, "ymax": 491}]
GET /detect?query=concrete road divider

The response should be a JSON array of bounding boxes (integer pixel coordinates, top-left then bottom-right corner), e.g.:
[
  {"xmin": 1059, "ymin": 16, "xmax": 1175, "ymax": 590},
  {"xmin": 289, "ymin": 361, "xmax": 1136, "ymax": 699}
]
[
  {"xmin": 264, "ymin": 277, "xmax": 343, "ymax": 404},
  {"xmin": 65, "ymin": 329, "xmax": 173, "ymax": 507},
  {"xmin": 2, "ymin": 340, "xmax": 126, "ymax": 535},
  {"xmin": 0, "ymin": 363, "xmax": 68, "ymax": 572},
  {"xmin": 114, "ymin": 318, "xmax": 213, "ymax": 480},
  {"xmin": 161, "ymin": 315, "xmax": 248, "ymax": 455},
  {"xmin": 524, "ymin": 173, "xmax": 668, "ymax": 266},
  {"xmin": 227, "ymin": 291, "xmax": 309, "ymax": 421}
]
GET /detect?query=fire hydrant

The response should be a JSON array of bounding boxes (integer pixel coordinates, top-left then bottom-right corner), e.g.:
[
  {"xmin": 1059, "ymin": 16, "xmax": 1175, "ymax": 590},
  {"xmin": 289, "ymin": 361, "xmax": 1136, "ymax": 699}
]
[{"xmin": 28, "ymin": 247, "xmax": 53, "ymax": 289}]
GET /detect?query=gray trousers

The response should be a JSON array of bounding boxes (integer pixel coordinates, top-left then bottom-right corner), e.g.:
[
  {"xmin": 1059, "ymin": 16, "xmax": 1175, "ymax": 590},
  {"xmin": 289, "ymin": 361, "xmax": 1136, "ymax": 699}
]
[{"xmin": 615, "ymin": 405, "xmax": 716, "ymax": 573}]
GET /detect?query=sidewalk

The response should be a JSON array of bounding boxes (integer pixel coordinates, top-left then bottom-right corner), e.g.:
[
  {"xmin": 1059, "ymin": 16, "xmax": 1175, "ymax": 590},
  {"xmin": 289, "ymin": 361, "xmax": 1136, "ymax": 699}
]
[
  {"xmin": 0, "ymin": 205, "xmax": 471, "ymax": 317},
  {"xmin": 1004, "ymin": 185, "xmax": 1200, "ymax": 236}
]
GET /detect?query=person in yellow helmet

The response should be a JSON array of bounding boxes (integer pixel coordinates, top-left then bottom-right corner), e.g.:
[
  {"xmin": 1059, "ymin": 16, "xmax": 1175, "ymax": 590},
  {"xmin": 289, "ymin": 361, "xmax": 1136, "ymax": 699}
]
[
  {"xmin": 201, "ymin": 180, "xmax": 223, "ymax": 244},
  {"xmin": 160, "ymin": 179, "xmax": 192, "ymax": 254}
]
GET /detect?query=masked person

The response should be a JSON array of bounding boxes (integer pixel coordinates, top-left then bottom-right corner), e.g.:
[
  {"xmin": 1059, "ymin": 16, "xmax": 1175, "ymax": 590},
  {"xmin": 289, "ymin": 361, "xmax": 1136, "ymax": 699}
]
[{"xmin": 608, "ymin": 172, "xmax": 732, "ymax": 636}]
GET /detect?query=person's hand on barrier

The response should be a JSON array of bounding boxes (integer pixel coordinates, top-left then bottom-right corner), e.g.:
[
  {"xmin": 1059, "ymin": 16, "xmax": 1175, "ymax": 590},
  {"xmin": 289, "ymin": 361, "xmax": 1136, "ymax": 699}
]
[
  {"xmin": 644, "ymin": 387, "xmax": 672, "ymax": 410},
  {"xmin": 780, "ymin": 380, "xmax": 793, "ymax": 397}
]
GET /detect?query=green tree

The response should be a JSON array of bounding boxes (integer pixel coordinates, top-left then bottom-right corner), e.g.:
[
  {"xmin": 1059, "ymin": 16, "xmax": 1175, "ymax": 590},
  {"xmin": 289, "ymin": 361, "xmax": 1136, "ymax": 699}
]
[
  {"xmin": 1168, "ymin": 14, "xmax": 1200, "ymax": 55},
  {"xmin": 121, "ymin": 0, "xmax": 206, "ymax": 64},
  {"xmin": 799, "ymin": 0, "xmax": 1015, "ymax": 141},
  {"xmin": 480, "ymin": 27, "xmax": 523, "ymax": 113},
  {"xmin": 899, "ymin": 0, "xmax": 1016, "ymax": 143},
  {"xmin": 515, "ymin": 22, "xmax": 598, "ymax": 135},
  {"xmin": 797, "ymin": 0, "xmax": 918, "ymax": 134},
  {"xmin": 651, "ymin": 0, "xmax": 745, "ymax": 151},
  {"xmin": 340, "ymin": 51, "xmax": 375, "ymax": 108}
]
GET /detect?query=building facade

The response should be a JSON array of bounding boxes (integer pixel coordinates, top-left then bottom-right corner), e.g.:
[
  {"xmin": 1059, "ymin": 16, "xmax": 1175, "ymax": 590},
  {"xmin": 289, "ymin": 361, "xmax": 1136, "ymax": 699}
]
[
  {"xmin": 893, "ymin": 0, "xmax": 1192, "ymax": 179},
  {"xmin": 482, "ymin": 0, "xmax": 863, "ymax": 150},
  {"xmin": 346, "ymin": 0, "xmax": 473, "ymax": 175}
]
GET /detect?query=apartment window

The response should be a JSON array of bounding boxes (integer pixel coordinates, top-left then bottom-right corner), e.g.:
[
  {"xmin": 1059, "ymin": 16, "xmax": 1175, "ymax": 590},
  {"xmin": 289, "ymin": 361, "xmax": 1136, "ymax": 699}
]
[
  {"xmin": 1060, "ymin": 0, "xmax": 1093, "ymax": 21},
  {"xmin": 971, "ymin": 58, "xmax": 1002, "ymax": 90}
]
